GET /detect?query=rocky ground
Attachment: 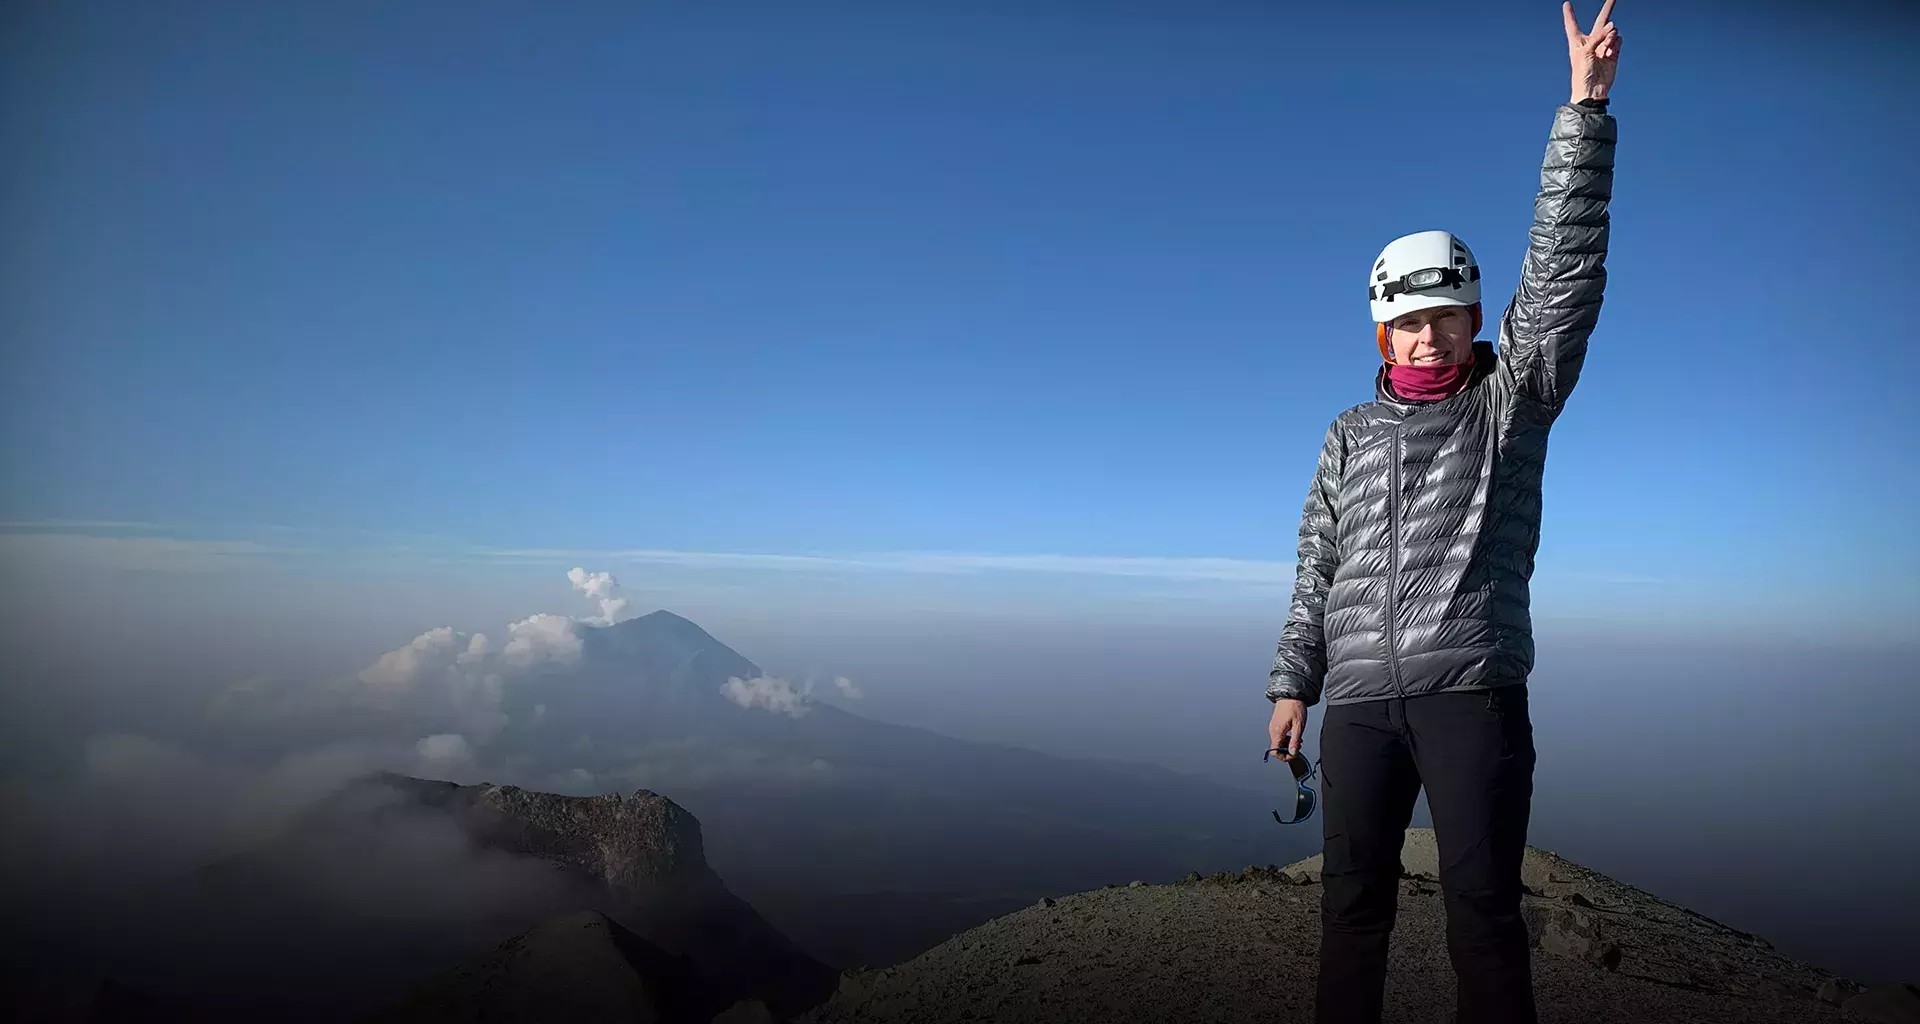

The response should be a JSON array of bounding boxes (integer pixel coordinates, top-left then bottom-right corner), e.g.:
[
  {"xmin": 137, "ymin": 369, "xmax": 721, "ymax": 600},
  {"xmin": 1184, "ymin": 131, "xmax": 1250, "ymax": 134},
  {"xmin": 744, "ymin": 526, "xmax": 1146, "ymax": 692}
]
[{"xmin": 794, "ymin": 829, "xmax": 1913, "ymax": 1024}]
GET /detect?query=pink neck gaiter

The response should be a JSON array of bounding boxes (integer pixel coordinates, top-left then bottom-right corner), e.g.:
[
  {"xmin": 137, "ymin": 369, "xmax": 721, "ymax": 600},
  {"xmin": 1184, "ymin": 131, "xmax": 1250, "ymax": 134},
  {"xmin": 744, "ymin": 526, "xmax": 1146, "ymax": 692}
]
[{"xmin": 1386, "ymin": 356, "xmax": 1476, "ymax": 402}]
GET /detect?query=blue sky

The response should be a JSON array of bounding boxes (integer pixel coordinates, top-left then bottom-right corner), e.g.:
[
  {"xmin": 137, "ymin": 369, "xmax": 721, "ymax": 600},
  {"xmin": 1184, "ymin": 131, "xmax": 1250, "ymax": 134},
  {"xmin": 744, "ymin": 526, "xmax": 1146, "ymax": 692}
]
[{"xmin": 2, "ymin": 0, "xmax": 1915, "ymax": 641}]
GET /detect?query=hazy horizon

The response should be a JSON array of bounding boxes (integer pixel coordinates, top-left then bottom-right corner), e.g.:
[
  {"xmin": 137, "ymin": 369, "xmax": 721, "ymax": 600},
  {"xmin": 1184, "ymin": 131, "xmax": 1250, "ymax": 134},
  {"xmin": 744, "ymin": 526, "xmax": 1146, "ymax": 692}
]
[
  {"xmin": 4, "ymin": 0, "xmax": 1917, "ymax": 1008},
  {"xmin": 2, "ymin": 541, "xmax": 1915, "ymax": 986}
]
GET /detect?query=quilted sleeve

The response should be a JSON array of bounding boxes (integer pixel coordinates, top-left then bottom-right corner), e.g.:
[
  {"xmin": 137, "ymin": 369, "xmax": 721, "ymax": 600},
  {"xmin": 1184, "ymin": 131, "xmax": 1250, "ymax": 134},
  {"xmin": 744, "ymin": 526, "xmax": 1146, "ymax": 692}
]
[
  {"xmin": 1268, "ymin": 419, "xmax": 1345, "ymax": 707},
  {"xmin": 1498, "ymin": 101, "xmax": 1616, "ymax": 415}
]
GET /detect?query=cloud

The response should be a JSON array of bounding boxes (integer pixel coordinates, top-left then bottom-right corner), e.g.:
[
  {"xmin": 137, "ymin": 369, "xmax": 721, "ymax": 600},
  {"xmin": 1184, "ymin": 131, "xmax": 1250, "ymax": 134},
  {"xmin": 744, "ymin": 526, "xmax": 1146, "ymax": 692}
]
[
  {"xmin": 721, "ymin": 675, "xmax": 812, "ymax": 718},
  {"xmin": 3, "ymin": 735, "xmax": 408, "ymax": 889},
  {"xmin": 479, "ymin": 546, "xmax": 1297, "ymax": 584},
  {"xmin": 567, "ymin": 567, "xmax": 633, "ymax": 625},
  {"xmin": 0, "ymin": 532, "xmax": 306, "ymax": 573},
  {"xmin": 348, "ymin": 612, "xmax": 579, "ymax": 743},
  {"xmin": 415, "ymin": 733, "xmax": 474, "ymax": 764},
  {"xmin": 3, "ymin": 735, "xmax": 613, "ymax": 1019},
  {"xmin": 833, "ymin": 676, "xmax": 862, "ymax": 699},
  {"xmin": 499, "ymin": 613, "xmax": 582, "ymax": 668},
  {"xmin": 358, "ymin": 627, "xmax": 463, "ymax": 690}
]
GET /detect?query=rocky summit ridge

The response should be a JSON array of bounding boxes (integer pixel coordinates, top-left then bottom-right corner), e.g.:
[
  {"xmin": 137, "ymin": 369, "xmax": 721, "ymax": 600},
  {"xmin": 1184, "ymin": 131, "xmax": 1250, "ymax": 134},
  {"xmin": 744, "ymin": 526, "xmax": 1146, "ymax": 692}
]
[
  {"xmin": 59, "ymin": 770, "xmax": 1916, "ymax": 1024},
  {"xmin": 794, "ymin": 828, "xmax": 1917, "ymax": 1024},
  {"xmin": 363, "ymin": 799, "xmax": 1917, "ymax": 1024}
]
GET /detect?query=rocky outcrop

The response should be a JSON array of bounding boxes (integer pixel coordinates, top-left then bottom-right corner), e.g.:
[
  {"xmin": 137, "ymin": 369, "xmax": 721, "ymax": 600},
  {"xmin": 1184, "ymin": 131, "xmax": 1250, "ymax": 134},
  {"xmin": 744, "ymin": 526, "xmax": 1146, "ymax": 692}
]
[
  {"xmin": 192, "ymin": 773, "xmax": 835, "ymax": 1022},
  {"xmin": 363, "ymin": 775, "xmax": 837, "ymax": 1018},
  {"xmin": 797, "ymin": 828, "xmax": 1893, "ymax": 1024}
]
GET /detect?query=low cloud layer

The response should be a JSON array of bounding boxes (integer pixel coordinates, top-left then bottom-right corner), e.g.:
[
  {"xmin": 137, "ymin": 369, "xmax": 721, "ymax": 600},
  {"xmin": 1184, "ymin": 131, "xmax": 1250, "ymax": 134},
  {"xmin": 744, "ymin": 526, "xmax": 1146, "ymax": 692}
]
[{"xmin": 2, "ymin": 734, "xmax": 608, "ymax": 1019}]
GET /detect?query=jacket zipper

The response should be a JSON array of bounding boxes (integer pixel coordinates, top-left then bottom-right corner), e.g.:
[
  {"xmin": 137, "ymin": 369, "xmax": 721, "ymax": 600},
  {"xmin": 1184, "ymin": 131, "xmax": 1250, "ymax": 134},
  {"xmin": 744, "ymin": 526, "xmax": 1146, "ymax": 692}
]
[{"xmin": 1386, "ymin": 424, "xmax": 1408, "ymax": 699}]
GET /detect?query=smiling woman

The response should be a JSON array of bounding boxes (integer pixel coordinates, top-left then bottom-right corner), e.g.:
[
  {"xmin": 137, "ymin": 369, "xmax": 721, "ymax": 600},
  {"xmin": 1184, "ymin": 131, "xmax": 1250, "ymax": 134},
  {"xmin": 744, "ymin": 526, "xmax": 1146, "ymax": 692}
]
[
  {"xmin": 1387, "ymin": 306, "xmax": 1476, "ymax": 366},
  {"xmin": 1265, "ymin": 4, "xmax": 1623, "ymax": 1021}
]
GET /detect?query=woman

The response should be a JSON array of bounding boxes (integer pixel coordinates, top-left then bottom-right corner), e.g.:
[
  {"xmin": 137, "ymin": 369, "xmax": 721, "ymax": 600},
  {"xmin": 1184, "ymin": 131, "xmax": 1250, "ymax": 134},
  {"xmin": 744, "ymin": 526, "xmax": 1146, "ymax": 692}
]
[{"xmin": 1265, "ymin": 4, "xmax": 1622, "ymax": 1023}]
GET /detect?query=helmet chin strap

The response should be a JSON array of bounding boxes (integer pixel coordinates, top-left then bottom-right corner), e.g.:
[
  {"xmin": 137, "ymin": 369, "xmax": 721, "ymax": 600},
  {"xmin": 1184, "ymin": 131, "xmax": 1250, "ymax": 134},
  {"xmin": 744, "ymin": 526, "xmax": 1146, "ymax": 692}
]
[{"xmin": 1377, "ymin": 303, "xmax": 1483, "ymax": 362}]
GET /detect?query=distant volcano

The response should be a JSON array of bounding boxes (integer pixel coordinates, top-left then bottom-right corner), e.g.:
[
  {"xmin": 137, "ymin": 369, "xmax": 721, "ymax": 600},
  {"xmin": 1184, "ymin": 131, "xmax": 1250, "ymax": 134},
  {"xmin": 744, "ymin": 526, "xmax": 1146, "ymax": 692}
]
[{"xmin": 465, "ymin": 609, "xmax": 1302, "ymax": 970}]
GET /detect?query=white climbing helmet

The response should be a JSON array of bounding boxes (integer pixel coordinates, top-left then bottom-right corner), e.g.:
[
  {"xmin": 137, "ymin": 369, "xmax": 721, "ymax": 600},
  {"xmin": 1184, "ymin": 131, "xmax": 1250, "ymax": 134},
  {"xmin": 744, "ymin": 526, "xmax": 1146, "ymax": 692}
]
[{"xmin": 1367, "ymin": 230, "xmax": 1481, "ymax": 324}]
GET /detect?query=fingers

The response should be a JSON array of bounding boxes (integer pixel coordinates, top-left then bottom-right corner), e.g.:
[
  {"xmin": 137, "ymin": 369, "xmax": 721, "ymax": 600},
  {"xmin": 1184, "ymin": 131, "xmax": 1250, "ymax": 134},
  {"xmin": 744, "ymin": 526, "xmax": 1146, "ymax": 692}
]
[
  {"xmin": 1590, "ymin": 0, "xmax": 1615, "ymax": 35},
  {"xmin": 1269, "ymin": 700, "xmax": 1308, "ymax": 758},
  {"xmin": 1562, "ymin": 1, "xmax": 1581, "ymax": 41},
  {"xmin": 1589, "ymin": 24, "xmax": 1620, "ymax": 61}
]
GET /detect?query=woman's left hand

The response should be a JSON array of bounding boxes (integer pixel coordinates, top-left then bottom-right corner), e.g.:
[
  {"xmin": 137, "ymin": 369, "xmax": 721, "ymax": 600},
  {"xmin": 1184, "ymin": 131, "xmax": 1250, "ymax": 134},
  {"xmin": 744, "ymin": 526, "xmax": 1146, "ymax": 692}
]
[{"xmin": 1564, "ymin": 0, "xmax": 1621, "ymax": 103}]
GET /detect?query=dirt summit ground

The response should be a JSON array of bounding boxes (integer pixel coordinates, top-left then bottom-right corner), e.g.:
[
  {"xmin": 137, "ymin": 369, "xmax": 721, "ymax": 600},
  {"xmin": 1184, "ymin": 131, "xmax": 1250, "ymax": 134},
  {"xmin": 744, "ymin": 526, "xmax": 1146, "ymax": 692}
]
[{"xmin": 795, "ymin": 829, "xmax": 1887, "ymax": 1024}]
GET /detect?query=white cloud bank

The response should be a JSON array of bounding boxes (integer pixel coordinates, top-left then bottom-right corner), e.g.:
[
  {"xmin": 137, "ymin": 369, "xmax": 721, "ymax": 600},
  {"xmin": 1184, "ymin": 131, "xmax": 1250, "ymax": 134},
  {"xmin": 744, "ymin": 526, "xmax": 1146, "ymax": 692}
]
[
  {"xmin": 345, "ymin": 569, "xmax": 631, "ymax": 744},
  {"xmin": 353, "ymin": 614, "xmax": 580, "ymax": 742}
]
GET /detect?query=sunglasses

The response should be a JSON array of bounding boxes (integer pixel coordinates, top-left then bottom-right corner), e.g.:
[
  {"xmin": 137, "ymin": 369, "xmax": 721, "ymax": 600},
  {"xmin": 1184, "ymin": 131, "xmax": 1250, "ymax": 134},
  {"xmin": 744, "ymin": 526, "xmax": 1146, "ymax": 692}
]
[{"xmin": 1263, "ymin": 747, "xmax": 1321, "ymax": 825}]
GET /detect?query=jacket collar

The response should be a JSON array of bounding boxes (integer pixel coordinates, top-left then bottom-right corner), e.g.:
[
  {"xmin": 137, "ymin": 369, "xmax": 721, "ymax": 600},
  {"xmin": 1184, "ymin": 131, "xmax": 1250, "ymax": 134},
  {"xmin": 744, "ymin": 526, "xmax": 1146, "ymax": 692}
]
[{"xmin": 1375, "ymin": 340, "xmax": 1499, "ymax": 406}]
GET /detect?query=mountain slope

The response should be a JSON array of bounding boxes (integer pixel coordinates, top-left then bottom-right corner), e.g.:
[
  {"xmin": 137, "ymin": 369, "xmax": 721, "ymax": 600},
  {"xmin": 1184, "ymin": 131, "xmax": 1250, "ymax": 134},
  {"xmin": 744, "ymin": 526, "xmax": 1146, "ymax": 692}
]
[
  {"xmin": 797, "ymin": 828, "xmax": 1892, "ymax": 1024},
  {"xmin": 485, "ymin": 611, "xmax": 1309, "ymax": 968},
  {"xmin": 368, "ymin": 911, "xmax": 706, "ymax": 1024}
]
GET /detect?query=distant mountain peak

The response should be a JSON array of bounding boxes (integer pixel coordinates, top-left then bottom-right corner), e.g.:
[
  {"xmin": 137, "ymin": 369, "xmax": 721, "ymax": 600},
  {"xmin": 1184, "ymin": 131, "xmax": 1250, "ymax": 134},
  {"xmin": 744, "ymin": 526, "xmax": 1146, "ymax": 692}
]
[
  {"xmin": 601, "ymin": 609, "xmax": 726, "ymax": 644},
  {"xmin": 588, "ymin": 610, "xmax": 756, "ymax": 667}
]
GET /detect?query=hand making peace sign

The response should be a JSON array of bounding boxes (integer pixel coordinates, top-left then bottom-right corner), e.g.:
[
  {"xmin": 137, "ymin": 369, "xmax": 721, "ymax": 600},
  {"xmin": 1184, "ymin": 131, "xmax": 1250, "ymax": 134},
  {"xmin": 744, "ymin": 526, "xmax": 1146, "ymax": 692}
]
[{"xmin": 1565, "ymin": 0, "xmax": 1622, "ymax": 104}]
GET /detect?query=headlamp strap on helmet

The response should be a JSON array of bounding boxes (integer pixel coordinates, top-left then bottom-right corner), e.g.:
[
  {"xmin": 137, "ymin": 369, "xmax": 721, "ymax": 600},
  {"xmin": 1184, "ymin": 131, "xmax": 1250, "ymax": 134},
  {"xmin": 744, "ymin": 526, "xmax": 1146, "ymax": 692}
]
[{"xmin": 1370, "ymin": 264, "xmax": 1481, "ymax": 303}]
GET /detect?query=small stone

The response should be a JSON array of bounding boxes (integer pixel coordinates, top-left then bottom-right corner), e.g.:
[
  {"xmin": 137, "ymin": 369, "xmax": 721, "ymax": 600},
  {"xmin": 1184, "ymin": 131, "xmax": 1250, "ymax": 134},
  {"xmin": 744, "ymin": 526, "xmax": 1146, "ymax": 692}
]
[
  {"xmin": 1293, "ymin": 871, "xmax": 1318, "ymax": 886},
  {"xmin": 1816, "ymin": 977, "xmax": 1858, "ymax": 1005},
  {"xmin": 1128, "ymin": 880, "xmax": 1146, "ymax": 888},
  {"xmin": 1038, "ymin": 896, "xmax": 1055, "ymax": 908},
  {"xmin": 1012, "ymin": 955, "xmax": 1042, "ymax": 966},
  {"xmin": 1530, "ymin": 907, "xmax": 1621, "ymax": 970},
  {"xmin": 1180, "ymin": 871, "xmax": 1202, "ymax": 884}
]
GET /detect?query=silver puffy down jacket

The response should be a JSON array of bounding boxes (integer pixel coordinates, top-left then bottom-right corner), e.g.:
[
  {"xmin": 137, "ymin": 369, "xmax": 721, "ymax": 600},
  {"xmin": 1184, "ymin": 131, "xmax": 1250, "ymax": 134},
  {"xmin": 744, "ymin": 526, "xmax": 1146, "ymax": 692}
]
[{"xmin": 1268, "ymin": 102, "xmax": 1615, "ymax": 708}]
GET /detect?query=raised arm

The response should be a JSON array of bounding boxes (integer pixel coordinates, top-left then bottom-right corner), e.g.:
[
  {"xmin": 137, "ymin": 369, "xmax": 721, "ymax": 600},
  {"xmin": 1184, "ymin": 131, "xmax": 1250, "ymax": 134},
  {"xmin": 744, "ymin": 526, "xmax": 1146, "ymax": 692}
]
[
  {"xmin": 1498, "ymin": 1, "xmax": 1621, "ymax": 416},
  {"xmin": 1268, "ymin": 420, "xmax": 1344, "ymax": 709}
]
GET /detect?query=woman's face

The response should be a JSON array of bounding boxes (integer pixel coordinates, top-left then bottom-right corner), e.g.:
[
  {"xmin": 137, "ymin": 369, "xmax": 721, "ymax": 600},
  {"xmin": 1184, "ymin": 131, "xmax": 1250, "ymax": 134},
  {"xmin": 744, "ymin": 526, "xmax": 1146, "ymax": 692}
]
[{"xmin": 1388, "ymin": 306, "xmax": 1474, "ymax": 366}]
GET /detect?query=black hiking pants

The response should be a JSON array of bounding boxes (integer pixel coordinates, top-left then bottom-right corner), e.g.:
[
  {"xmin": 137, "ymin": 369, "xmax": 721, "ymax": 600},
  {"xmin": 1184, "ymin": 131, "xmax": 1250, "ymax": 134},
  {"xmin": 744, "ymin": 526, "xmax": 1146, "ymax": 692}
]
[{"xmin": 1313, "ymin": 685, "xmax": 1538, "ymax": 1024}]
